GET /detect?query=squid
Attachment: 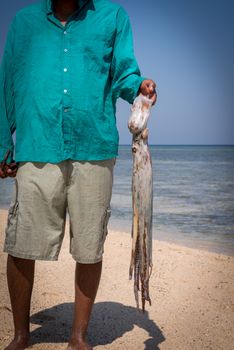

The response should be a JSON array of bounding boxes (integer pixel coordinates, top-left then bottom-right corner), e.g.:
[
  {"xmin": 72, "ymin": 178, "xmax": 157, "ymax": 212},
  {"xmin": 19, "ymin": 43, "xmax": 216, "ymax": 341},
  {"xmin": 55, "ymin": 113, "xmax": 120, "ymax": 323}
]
[{"xmin": 128, "ymin": 93, "xmax": 153, "ymax": 312}]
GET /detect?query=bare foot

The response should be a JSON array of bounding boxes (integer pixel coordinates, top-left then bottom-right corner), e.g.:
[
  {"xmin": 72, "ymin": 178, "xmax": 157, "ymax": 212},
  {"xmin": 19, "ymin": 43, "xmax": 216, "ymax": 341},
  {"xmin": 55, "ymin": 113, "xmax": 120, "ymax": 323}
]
[
  {"xmin": 67, "ymin": 338, "xmax": 93, "ymax": 350},
  {"xmin": 4, "ymin": 335, "xmax": 29, "ymax": 350}
]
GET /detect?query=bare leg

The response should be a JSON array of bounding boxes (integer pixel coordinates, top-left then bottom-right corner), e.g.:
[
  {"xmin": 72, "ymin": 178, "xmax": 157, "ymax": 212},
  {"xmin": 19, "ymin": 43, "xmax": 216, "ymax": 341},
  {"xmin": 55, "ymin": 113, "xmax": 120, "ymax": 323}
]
[
  {"xmin": 4, "ymin": 255, "xmax": 35, "ymax": 350},
  {"xmin": 68, "ymin": 261, "xmax": 102, "ymax": 350}
]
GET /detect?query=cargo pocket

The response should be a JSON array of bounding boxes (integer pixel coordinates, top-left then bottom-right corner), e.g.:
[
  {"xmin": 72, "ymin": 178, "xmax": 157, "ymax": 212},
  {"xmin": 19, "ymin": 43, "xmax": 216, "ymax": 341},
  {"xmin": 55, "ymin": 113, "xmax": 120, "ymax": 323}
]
[
  {"xmin": 5, "ymin": 201, "xmax": 19, "ymax": 247},
  {"xmin": 102, "ymin": 207, "xmax": 111, "ymax": 242}
]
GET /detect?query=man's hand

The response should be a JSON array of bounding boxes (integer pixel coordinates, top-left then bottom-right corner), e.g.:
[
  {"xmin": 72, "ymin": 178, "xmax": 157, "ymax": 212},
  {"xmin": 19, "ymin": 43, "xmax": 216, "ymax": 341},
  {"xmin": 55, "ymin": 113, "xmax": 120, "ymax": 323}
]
[
  {"xmin": 139, "ymin": 79, "xmax": 157, "ymax": 105},
  {"xmin": 0, "ymin": 162, "xmax": 18, "ymax": 178},
  {"xmin": 0, "ymin": 151, "xmax": 18, "ymax": 178}
]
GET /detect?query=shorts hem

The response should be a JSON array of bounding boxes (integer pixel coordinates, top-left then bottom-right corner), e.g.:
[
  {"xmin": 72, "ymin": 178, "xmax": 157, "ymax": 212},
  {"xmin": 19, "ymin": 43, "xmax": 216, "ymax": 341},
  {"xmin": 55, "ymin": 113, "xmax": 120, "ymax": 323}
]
[
  {"xmin": 3, "ymin": 248, "xmax": 59, "ymax": 261},
  {"xmin": 71, "ymin": 254, "xmax": 103, "ymax": 264}
]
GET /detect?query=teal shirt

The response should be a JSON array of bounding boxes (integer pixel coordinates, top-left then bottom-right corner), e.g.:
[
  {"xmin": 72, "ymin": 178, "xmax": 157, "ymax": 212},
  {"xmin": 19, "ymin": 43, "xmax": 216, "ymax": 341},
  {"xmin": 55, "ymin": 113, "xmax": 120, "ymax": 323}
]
[{"xmin": 0, "ymin": 0, "xmax": 146, "ymax": 163}]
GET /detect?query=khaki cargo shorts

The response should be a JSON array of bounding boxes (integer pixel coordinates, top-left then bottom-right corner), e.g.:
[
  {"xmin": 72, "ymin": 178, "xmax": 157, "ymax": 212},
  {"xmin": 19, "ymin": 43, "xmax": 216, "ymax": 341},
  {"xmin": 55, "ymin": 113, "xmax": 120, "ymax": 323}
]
[{"xmin": 3, "ymin": 159, "xmax": 115, "ymax": 263}]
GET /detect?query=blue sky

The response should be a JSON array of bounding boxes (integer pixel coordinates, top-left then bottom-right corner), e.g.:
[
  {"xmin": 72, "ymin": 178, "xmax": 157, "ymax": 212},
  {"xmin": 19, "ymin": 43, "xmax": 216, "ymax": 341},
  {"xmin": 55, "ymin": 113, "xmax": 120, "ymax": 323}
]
[{"xmin": 1, "ymin": 0, "xmax": 234, "ymax": 145}]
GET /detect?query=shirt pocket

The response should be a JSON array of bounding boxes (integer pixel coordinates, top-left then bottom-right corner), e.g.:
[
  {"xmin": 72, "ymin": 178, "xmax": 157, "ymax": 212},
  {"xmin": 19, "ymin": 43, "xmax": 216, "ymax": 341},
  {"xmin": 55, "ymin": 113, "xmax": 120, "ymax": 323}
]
[
  {"xmin": 74, "ymin": 33, "xmax": 113, "ymax": 74},
  {"xmin": 80, "ymin": 28, "xmax": 113, "ymax": 53}
]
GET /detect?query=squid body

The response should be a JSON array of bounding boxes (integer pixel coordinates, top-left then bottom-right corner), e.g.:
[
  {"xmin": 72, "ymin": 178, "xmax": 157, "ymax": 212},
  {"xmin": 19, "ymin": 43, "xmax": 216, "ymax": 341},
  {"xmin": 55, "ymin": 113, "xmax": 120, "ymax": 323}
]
[{"xmin": 128, "ymin": 93, "xmax": 153, "ymax": 312}]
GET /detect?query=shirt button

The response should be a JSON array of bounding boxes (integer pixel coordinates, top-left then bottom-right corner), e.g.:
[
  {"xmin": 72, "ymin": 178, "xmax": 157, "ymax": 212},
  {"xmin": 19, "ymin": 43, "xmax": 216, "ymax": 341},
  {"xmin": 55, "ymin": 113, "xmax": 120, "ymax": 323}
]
[
  {"xmin": 64, "ymin": 68, "xmax": 68, "ymax": 72},
  {"xmin": 64, "ymin": 31, "xmax": 67, "ymax": 35},
  {"xmin": 64, "ymin": 89, "xmax": 68, "ymax": 94},
  {"xmin": 64, "ymin": 48, "xmax": 68, "ymax": 52},
  {"xmin": 64, "ymin": 108, "xmax": 69, "ymax": 113}
]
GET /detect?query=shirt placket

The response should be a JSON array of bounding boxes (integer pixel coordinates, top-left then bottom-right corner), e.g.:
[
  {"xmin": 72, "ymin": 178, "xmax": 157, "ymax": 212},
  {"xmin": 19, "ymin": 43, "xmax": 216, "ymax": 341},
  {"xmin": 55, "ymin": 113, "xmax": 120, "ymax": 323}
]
[{"xmin": 62, "ymin": 23, "xmax": 73, "ymax": 156}]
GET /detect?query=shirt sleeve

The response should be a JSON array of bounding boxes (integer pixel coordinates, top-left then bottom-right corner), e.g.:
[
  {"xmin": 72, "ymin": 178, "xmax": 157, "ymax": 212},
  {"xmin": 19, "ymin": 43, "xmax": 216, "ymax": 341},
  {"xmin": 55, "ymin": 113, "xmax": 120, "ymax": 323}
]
[
  {"xmin": 0, "ymin": 18, "xmax": 16, "ymax": 163},
  {"xmin": 111, "ymin": 6, "xmax": 146, "ymax": 104}
]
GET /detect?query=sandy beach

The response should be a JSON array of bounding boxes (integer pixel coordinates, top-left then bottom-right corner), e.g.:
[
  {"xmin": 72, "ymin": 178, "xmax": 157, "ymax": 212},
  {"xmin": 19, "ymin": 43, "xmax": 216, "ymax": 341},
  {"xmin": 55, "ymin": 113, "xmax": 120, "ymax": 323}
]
[{"xmin": 0, "ymin": 208, "xmax": 233, "ymax": 349}]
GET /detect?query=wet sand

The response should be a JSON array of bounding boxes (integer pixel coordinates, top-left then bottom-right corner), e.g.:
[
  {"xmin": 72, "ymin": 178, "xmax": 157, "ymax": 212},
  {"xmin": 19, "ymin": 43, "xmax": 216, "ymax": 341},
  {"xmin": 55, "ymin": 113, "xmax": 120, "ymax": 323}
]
[{"xmin": 0, "ymin": 209, "xmax": 233, "ymax": 349}]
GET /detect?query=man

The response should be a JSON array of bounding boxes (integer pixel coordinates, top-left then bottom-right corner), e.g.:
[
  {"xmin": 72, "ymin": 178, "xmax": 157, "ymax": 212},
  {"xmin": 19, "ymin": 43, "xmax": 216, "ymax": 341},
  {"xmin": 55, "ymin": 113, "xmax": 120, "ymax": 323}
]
[{"xmin": 0, "ymin": 0, "xmax": 157, "ymax": 349}]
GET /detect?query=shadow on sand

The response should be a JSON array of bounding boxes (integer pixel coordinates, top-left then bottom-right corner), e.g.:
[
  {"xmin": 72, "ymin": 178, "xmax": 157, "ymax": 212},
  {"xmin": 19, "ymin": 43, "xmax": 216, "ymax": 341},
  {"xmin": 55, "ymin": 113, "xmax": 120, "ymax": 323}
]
[{"xmin": 30, "ymin": 301, "xmax": 165, "ymax": 349}]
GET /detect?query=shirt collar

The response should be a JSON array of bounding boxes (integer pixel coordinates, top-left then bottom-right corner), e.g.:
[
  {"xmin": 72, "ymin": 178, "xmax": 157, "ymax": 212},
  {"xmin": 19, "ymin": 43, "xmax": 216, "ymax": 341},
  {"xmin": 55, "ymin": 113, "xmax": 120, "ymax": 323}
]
[{"xmin": 44, "ymin": 0, "xmax": 89, "ymax": 15}]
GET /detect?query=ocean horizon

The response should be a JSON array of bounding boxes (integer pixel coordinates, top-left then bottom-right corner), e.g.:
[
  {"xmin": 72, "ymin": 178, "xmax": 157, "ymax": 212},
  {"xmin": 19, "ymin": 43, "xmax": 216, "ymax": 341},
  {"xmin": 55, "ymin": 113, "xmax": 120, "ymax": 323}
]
[{"xmin": 0, "ymin": 145, "xmax": 234, "ymax": 256}]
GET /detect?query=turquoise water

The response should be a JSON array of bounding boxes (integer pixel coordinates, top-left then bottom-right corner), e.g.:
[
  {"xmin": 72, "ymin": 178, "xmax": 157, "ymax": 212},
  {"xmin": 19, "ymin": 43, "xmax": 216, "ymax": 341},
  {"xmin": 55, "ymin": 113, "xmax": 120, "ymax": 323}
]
[{"xmin": 0, "ymin": 145, "xmax": 234, "ymax": 255}]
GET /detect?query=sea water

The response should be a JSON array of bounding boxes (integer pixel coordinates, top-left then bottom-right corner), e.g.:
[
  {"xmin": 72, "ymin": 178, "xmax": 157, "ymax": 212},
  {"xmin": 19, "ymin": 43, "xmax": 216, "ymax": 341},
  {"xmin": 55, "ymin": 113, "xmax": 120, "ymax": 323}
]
[
  {"xmin": 111, "ymin": 145, "xmax": 234, "ymax": 255},
  {"xmin": 0, "ymin": 145, "xmax": 233, "ymax": 255}
]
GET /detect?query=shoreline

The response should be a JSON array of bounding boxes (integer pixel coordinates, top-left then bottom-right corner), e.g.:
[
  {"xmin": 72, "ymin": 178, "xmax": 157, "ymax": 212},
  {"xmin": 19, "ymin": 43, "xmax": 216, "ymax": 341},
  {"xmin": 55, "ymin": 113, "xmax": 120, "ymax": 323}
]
[
  {"xmin": 0, "ymin": 207, "xmax": 233, "ymax": 257},
  {"xmin": 109, "ymin": 218, "xmax": 234, "ymax": 257}
]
